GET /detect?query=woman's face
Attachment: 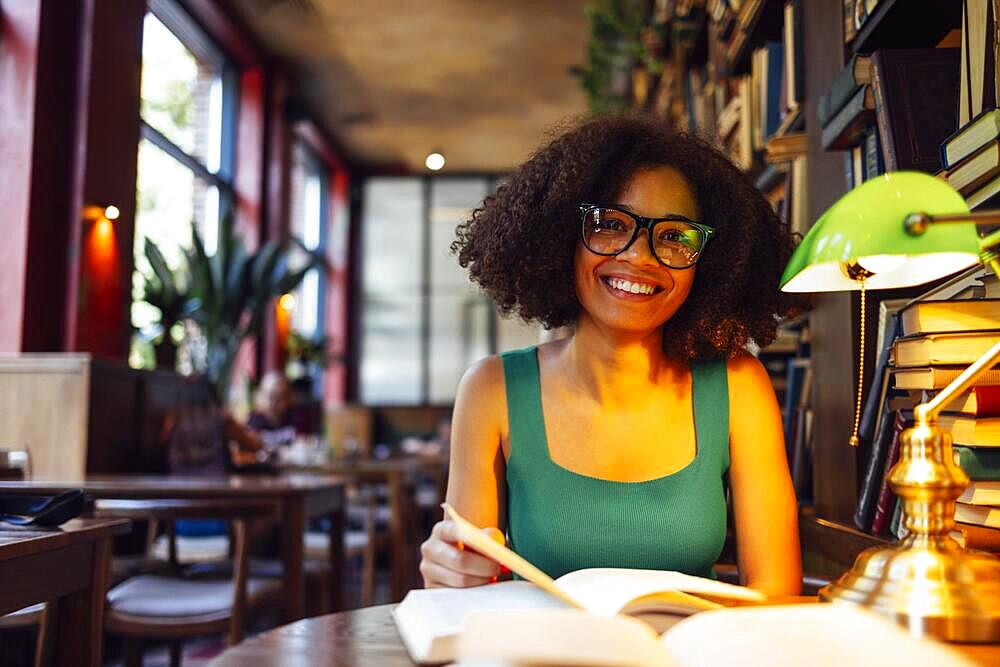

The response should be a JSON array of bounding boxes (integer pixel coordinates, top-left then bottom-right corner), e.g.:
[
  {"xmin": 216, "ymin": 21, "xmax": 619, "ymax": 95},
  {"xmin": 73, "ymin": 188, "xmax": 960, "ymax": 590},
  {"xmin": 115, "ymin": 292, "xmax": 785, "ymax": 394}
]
[{"xmin": 574, "ymin": 166, "xmax": 700, "ymax": 337}]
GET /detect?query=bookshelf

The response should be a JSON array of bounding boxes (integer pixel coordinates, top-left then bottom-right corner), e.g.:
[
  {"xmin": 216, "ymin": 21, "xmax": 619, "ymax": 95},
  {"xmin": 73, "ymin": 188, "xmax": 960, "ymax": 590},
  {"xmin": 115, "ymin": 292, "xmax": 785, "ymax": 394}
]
[{"xmin": 615, "ymin": 0, "xmax": 971, "ymax": 574}]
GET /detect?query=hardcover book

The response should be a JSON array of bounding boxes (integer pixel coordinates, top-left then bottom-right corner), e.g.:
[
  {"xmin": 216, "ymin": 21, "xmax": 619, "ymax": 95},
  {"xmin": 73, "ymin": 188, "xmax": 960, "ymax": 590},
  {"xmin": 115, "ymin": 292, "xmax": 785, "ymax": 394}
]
[
  {"xmin": 955, "ymin": 501, "xmax": 1000, "ymax": 528},
  {"xmin": 958, "ymin": 480, "xmax": 1000, "ymax": 504},
  {"xmin": 900, "ymin": 298, "xmax": 1000, "ymax": 335},
  {"xmin": 942, "ymin": 108, "xmax": 1000, "ymax": 168},
  {"xmin": 955, "ymin": 444, "xmax": 1000, "ymax": 480},
  {"xmin": 893, "ymin": 366, "xmax": 1000, "ymax": 390},
  {"xmin": 946, "ymin": 139, "xmax": 1000, "ymax": 194},
  {"xmin": 817, "ymin": 54, "xmax": 872, "ymax": 127},
  {"xmin": 870, "ymin": 48, "xmax": 961, "ymax": 172},
  {"xmin": 940, "ymin": 385, "xmax": 1000, "ymax": 417},
  {"xmin": 938, "ymin": 414, "xmax": 1000, "ymax": 447},
  {"xmin": 892, "ymin": 330, "xmax": 1000, "ymax": 368},
  {"xmin": 870, "ymin": 410, "xmax": 907, "ymax": 534},
  {"xmin": 820, "ymin": 84, "xmax": 875, "ymax": 151},
  {"xmin": 951, "ymin": 520, "xmax": 1000, "ymax": 551}
]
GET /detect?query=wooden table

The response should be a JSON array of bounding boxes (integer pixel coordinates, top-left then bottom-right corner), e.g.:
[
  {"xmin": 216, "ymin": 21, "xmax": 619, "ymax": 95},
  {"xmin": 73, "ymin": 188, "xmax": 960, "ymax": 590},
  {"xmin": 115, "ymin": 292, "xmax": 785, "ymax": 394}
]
[
  {"xmin": 207, "ymin": 603, "xmax": 1000, "ymax": 666},
  {"xmin": 296, "ymin": 455, "xmax": 448, "ymax": 601},
  {"xmin": 0, "ymin": 518, "xmax": 130, "ymax": 667},
  {"xmin": 0, "ymin": 474, "xmax": 346, "ymax": 621}
]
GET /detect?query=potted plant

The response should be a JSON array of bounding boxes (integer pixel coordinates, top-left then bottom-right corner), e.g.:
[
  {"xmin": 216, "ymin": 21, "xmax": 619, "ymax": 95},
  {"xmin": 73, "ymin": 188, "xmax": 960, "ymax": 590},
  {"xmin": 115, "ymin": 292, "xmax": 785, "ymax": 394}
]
[
  {"xmin": 139, "ymin": 237, "xmax": 194, "ymax": 370},
  {"xmin": 183, "ymin": 215, "xmax": 326, "ymax": 403},
  {"xmin": 285, "ymin": 331, "xmax": 331, "ymax": 392}
]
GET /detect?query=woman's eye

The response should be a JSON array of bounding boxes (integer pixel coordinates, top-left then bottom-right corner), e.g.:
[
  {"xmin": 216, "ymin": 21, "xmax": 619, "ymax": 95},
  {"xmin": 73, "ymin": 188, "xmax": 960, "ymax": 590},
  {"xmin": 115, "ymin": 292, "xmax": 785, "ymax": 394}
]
[{"xmin": 595, "ymin": 218, "xmax": 625, "ymax": 232}]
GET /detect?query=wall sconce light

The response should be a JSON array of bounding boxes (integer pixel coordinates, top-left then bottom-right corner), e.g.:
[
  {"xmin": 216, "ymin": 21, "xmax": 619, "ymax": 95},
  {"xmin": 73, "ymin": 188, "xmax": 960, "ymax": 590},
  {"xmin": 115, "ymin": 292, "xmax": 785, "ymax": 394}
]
[
  {"xmin": 82, "ymin": 204, "xmax": 120, "ymax": 223},
  {"xmin": 279, "ymin": 293, "xmax": 297, "ymax": 311}
]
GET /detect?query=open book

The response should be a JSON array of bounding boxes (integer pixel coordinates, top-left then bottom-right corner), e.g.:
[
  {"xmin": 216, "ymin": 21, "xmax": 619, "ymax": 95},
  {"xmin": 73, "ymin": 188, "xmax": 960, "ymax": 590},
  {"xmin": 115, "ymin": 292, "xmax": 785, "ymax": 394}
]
[
  {"xmin": 453, "ymin": 605, "xmax": 977, "ymax": 667},
  {"xmin": 392, "ymin": 504, "xmax": 766, "ymax": 664}
]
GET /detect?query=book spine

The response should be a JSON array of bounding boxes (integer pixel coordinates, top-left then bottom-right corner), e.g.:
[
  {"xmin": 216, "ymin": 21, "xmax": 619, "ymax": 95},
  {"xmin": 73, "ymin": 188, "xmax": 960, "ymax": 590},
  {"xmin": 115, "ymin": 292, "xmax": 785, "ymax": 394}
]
[
  {"xmin": 871, "ymin": 411, "xmax": 905, "ymax": 534},
  {"xmin": 854, "ymin": 400, "xmax": 897, "ymax": 530},
  {"xmin": 955, "ymin": 521, "xmax": 1000, "ymax": 551},
  {"xmin": 864, "ymin": 127, "xmax": 883, "ymax": 180},
  {"xmin": 975, "ymin": 385, "xmax": 1000, "ymax": 417},
  {"xmin": 764, "ymin": 42, "xmax": 784, "ymax": 139},
  {"xmin": 955, "ymin": 445, "xmax": 1000, "ymax": 480},
  {"xmin": 790, "ymin": 0, "xmax": 804, "ymax": 106},
  {"xmin": 859, "ymin": 314, "xmax": 900, "ymax": 442},
  {"xmin": 818, "ymin": 58, "xmax": 861, "ymax": 126},
  {"xmin": 870, "ymin": 51, "xmax": 898, "ymax": 172}
]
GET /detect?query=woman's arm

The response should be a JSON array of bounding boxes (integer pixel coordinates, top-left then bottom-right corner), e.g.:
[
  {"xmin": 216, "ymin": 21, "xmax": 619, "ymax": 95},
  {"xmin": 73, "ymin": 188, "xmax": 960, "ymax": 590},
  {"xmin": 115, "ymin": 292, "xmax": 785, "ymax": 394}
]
[
  {"xmin": 420, "ymin": 356, "xmax": 508, "ymax": 587},
  {"xmin": 727, "ymin": 353, "xmax": 803, "ymax": 595}
]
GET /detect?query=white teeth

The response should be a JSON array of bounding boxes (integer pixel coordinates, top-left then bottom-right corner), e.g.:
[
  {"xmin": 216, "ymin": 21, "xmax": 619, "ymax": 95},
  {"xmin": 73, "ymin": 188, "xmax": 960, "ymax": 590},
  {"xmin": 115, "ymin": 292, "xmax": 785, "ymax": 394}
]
[{"xmin": 606, "ymin": 277, "xmax": 655, "ymax": 295}]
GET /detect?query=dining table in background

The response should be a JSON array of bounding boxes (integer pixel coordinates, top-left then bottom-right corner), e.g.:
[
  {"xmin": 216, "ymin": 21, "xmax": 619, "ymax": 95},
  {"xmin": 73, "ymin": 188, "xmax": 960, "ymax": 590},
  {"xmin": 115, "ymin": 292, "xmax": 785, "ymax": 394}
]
[
  {"xmin": 292, "ymin": 453, "xmax": 449, "ymax": 601},
  {"xmin": 0, "ymin": 474, "xmax": 346, "ymax": 621},
  {"xmin": 0, "ymin": 517, "xmax": 131, "ymax": 667}
]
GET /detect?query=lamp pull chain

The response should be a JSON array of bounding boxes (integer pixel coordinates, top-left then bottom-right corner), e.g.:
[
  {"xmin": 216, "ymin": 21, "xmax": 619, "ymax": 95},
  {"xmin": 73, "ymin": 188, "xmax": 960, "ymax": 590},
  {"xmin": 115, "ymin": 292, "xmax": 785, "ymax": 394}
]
[{"xmin": 849, "ymin": 279, "xmax": 866, "ymax": 448}]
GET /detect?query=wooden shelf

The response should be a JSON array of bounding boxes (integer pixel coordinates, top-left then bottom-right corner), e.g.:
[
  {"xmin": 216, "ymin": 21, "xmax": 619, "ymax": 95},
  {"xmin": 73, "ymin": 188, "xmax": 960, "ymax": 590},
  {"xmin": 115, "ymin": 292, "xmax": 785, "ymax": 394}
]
[
  {"xmin": 725, "ymin": 0, "xmax": 785, "ymax": 75},
  {"xmin": 849, "ymin": 0, "xmax": 961, "ymax": 55}
]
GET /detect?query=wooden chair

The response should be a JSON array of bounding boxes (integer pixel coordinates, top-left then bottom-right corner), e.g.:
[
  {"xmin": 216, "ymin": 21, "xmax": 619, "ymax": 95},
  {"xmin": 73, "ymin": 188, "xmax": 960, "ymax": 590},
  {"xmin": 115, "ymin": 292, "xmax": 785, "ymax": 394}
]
[
  {"xmin": 94, "ymin": 498, "xmax": 283, "ymax": 667},
  {"xmin": 305, "ymin": 481, "xmax": 380, "ymax": 607}
]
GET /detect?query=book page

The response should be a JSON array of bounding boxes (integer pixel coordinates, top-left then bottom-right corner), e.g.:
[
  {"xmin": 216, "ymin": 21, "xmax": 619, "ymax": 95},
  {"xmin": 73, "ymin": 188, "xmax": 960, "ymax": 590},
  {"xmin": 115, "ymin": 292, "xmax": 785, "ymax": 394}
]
[
  {"xmin": 456, "ymin": 609, "xmax": 678, "ymax": 667},
  {"xmin": 392, "ymin": 582, "xmax": 566, "ymax": 664},
  {"xmin": 443, "ymin": 504, "xmax": 764, "ymax": 617},
  {"xmin": 659, "ymin": 604, "xmax": 978, "ymax": 667},
  {"xmin": 555, "ymin": 568, "xmax": 765, "ymax": 617}
]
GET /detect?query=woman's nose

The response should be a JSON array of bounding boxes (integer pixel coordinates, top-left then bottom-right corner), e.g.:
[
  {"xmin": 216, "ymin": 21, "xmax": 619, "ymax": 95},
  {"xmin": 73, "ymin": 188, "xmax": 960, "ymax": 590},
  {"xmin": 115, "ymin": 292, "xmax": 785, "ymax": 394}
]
[{"xmin": 618, "ymin": 228, "xmax": 659, "ymax": 266}]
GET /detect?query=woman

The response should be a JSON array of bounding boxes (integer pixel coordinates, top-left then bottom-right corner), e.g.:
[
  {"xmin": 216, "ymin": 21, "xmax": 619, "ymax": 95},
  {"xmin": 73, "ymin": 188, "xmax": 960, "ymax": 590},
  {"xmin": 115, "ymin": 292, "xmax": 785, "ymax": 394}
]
[{"xmin": 420, "ymin": 114, "xmax": 805, "ymax": 596}]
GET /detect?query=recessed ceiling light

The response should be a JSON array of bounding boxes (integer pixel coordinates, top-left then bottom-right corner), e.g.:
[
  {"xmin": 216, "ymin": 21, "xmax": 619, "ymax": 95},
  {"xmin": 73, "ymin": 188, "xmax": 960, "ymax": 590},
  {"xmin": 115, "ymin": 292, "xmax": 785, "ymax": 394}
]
[{"xmin": 425, "ymin": 152, "xmax": 445, "ymax": 171}]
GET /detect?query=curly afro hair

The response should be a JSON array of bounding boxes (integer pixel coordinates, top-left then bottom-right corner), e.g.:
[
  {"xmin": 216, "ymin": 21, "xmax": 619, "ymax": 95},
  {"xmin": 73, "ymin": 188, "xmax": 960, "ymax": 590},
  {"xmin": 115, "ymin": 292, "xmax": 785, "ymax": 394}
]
[{"xmin": 452, "ymin": 113, "xmax": 808, "ymax": 361}]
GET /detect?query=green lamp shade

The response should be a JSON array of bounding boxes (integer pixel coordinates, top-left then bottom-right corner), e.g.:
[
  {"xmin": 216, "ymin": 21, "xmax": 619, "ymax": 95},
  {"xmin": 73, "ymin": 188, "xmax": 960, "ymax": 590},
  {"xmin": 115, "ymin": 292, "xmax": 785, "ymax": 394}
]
[{"xmin": 780, "ymin": 171, "xmax": 981, "ymax": 292}]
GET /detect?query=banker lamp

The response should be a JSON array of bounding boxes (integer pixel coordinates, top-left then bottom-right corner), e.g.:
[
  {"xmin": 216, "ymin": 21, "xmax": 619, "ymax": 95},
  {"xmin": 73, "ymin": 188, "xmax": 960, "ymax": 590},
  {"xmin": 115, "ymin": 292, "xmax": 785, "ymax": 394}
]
[{"xmin": 780, "ymin": 171, "xmax": 1000, "ymax": 641}]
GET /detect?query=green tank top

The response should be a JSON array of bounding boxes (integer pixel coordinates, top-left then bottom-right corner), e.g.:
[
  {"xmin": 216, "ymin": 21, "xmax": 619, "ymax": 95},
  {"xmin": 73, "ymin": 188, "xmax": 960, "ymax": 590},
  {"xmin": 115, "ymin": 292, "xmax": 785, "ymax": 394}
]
[{"xmin": 502, "ymin": 346, "xmax": 730, "ymax": 580}]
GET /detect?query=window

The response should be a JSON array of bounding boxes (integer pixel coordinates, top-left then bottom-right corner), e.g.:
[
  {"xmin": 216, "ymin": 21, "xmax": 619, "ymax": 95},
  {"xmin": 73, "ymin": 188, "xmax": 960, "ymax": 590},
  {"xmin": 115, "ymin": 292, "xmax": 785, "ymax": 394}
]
[
  {"xmin": 130, "ymin": 1, "xmax": 236, "ymax": 369},
  {"xmin": 360, "ymin": 177, "xmax": 540, "ymax": 404},
  {"xmin": 286, "ymin": 141, "xmax": 328, "ymax": 393}
]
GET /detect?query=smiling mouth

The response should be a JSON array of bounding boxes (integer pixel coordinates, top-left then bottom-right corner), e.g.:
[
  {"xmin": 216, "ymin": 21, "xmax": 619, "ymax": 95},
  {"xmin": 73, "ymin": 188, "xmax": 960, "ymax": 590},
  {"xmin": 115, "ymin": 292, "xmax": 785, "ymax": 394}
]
[{"xmin": 601, "ymin": 276, "xmax": 664, "ymax": 297}]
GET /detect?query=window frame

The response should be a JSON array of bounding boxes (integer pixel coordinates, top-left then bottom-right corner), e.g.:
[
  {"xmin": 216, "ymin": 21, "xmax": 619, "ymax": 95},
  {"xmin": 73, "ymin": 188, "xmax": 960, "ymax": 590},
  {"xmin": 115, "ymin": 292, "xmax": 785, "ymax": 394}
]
[
  {"xmin": 141, "ymin": 0, "xmax": 239, "ymax": 221},
  {"xmin": 358, "ymin": 173, "xmax": 507, "ymax": 406},
  {"xmin": 289, "ymin": 139, "xmax": 331, "ymax": 342}
]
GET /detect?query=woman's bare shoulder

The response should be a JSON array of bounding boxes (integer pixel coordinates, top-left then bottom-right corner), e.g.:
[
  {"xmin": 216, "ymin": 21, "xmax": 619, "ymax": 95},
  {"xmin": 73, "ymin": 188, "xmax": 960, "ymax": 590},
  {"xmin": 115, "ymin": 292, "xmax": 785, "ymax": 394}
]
[{"xmin": 725, "ymin": 350, "xmax": 772, "ymax": 388}]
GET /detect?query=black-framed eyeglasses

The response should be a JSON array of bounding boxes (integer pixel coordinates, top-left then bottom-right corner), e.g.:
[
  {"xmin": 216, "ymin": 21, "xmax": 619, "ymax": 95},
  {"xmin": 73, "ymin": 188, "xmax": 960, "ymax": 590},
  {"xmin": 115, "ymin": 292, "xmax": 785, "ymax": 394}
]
[{"xmin": 578, "ymin": 204, "xmax": 715, "ymax": 269}]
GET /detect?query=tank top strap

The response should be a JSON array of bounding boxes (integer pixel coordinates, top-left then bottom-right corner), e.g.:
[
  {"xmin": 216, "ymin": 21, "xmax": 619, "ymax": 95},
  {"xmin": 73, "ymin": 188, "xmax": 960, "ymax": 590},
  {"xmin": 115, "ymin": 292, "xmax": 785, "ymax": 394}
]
[
  {"xmin": 500, "ymin": 346, "xmax": 549, "ymax": 468},
  {"xmin": 691, "ymin": 357, "xmax": 730, "ymax": 473}
]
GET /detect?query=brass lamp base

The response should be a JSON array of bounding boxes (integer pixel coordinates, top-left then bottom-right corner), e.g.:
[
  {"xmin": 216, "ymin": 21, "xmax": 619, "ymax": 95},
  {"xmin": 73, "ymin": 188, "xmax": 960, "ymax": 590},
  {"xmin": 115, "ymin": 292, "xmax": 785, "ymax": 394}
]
[
  {"xmin": 820, "ymin": 535, "xmax": 1000, "ymax": 642},
  {"xmin": 821, "ymin": 403, "xmax": 1000, "ymax": 643}
]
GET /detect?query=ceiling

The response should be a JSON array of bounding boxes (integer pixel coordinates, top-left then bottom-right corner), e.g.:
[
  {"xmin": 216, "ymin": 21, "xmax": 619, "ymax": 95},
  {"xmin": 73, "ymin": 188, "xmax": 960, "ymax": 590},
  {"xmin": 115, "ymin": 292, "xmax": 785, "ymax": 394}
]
[{"xmin": 228, "ymin": 0, "xmax": 590, "ymax": 174}]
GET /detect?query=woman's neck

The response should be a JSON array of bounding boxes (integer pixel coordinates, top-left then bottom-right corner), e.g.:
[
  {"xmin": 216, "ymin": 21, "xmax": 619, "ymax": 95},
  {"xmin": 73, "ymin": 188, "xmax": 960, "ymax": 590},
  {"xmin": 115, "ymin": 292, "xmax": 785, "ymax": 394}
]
[{"xmin": 555, "ymin": 315, "xmax": 685, "ymax": 408}]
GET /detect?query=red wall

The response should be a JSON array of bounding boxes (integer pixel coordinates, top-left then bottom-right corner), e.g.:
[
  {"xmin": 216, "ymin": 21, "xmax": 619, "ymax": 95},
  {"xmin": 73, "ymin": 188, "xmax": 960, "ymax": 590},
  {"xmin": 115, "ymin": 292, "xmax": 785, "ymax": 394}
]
[
  {"xmin": 0, "ymin": 1, "xmax": 42, "ymax": 353},
  {"xmin": 65, "ymin": 0, "xmax": 145, "ymax": 357}
]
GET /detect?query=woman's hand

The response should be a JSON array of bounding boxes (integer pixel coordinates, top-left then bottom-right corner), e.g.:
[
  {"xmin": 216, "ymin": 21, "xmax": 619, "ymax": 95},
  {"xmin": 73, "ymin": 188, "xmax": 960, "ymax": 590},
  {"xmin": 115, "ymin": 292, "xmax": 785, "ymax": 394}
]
[{"xmin": 420, "ymin": 519, "xmax": 504, "ymax": 588}]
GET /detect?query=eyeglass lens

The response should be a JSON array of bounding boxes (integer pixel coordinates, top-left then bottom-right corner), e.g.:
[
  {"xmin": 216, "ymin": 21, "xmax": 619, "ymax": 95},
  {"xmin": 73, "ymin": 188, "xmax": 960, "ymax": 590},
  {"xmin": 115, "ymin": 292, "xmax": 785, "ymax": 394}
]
[{"xmin": 582, "ymin": 208, "xmax": 705, "ymax": 268}]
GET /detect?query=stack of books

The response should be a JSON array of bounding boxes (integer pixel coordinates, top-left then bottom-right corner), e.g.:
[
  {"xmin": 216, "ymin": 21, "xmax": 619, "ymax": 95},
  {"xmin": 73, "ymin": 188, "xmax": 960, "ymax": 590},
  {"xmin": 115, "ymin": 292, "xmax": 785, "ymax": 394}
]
[
  {"xmin": 857, "ymin": 297, "xmax": 1000, "ymax": 549},
  {"xmin": 939, "ymin": 1, "xmax": 1000, "ymax": 208},
  {"xmin": 940, "ymin": 109, "xmax": 1000, "ymax": 209}
]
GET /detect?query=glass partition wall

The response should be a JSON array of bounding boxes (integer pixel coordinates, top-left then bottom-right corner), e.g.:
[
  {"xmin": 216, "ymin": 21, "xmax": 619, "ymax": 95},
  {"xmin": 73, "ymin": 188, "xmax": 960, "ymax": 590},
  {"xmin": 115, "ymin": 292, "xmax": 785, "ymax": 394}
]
[{"xmin": 360, "ymin": 177, "xmax": 540, "ymax": 405}]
